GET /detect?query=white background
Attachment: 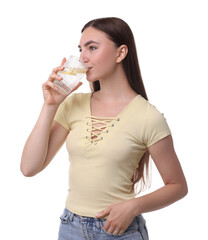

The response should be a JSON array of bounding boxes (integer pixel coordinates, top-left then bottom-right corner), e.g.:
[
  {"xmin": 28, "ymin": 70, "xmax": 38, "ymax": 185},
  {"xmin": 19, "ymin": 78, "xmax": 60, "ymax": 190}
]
[{"xmin": 0, "ymin": 0, "xmax": 207, "ymax": 239}]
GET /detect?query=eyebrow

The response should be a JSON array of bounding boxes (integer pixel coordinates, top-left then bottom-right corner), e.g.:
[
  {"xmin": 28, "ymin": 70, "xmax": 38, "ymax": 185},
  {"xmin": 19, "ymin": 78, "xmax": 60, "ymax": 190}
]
[{"xmin": 78, "ymin": 40, "xmax": 100, "ymax": 49}]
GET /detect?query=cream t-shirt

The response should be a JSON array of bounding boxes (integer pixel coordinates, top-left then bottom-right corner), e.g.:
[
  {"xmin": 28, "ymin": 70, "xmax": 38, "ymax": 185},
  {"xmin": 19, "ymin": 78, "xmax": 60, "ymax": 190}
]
[{"xmin": 54, "ymin": 92, "xmax": 171, "ymax": 217}]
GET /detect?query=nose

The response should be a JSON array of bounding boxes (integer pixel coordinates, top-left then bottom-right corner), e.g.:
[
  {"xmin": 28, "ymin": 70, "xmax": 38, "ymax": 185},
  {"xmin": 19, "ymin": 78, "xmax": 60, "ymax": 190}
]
[{"xmin": 79, "ymin": 50, "xmax": 89, "ymax": 64}]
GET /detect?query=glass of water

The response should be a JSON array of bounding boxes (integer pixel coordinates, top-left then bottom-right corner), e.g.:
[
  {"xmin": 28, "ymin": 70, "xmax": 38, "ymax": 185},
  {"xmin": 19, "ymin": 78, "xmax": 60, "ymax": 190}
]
[{"xmin": 54, "ymin": 55, "xmax": 87, "ymax": 95}]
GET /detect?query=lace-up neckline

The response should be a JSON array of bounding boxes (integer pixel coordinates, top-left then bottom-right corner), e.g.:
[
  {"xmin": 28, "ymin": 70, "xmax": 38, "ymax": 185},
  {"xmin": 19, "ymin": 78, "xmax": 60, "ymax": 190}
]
[
  {"xmin": 85, "ymin": 92, "xmax": 139, "ymax": 145},
  {"xmin": 85, "ymin": 116, "xmax": 120, "ymax": 144}
]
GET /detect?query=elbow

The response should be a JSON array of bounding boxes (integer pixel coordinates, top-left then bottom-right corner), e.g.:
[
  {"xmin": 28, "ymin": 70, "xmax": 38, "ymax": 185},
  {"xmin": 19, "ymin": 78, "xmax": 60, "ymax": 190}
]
[
  {"xmin": 180, "ymin": 176, "xmax": 188, "ymax": 198},
  {"xmin": 177, "ymin": 181, "xmax": 188, "ymax": 200},
  {"xmin": 20, "ymin": 168, "xmax": 35, "ymax": 177},
  {"xmin": 20, "ymin": 164, "xmax": 39, "ymax": 177},
  {"xmin": 182, "ymin": 182, "xmax": 188, "ymax": 198},
  {"xmin": 165, "ymin": 180, "xmax": 188, "ymax": 202}
]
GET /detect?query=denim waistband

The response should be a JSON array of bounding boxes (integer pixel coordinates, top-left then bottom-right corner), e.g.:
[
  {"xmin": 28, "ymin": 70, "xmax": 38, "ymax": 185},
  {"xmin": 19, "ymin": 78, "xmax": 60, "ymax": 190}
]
[{"xmin": 60, "ymin": 208, "xmax": 146, "ymax": 228}]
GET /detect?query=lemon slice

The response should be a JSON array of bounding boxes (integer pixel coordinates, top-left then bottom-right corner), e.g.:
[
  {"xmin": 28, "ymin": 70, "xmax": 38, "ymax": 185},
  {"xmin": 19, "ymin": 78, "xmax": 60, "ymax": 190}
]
[{"xmin": 62, "ymin": 67, "xmax": 87, "ymax": 75}]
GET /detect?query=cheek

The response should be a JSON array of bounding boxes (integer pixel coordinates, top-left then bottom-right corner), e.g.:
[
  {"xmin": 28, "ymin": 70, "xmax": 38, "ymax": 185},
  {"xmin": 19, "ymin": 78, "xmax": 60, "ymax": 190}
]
[{"xmin": 96, "ymin": 49, "xmax": 116, "ymax": 69}]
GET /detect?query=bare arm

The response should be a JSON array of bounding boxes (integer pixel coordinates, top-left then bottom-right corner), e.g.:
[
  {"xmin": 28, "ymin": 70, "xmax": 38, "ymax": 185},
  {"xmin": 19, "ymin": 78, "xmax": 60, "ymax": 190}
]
[
  {"xmin": 96, "ymin": 135, "xmax": 188, "ymax": 235},
  {"xmin": 132, "ymin": 135, "xmax": 188, "ymax": 215},
  {"xmin": 20, "ymin": 105, "xmax": 69, "ymax": 177},
  {"xmin": 20, "ymin": 58, "xmax": 82, "ymax": 177}
]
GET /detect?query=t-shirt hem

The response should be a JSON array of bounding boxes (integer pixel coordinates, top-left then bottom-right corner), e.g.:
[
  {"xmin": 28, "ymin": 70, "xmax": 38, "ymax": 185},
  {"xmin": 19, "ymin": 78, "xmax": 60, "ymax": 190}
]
[{"xmin": 65, "ymin": 205, "xmax": 102, "ymax": 218}]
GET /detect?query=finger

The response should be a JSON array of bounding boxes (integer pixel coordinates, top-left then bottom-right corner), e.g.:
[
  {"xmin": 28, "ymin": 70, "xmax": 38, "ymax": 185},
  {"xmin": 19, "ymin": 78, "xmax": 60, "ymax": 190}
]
[
  {"xmin": 112, "ymin": 228, "xmax": 121, "ymax": 235},
  {"xmin": 103, "ymin": 221, "xmax": 110, "ymax": 232},
  {"xmin": 52, "ymin": 65, "xmax": 64, "ymax": 74},
  {"xmin": 42, "ymin": 80, "xmax": 57, "ymax": 92},
  {"xmin": 107, "ymin": 226, "xmax": 116, "ymax": 235},
  {"xmin": 49, "ymin": 73, "xmax": 63, "ymax": 82},
  {"xmin": 96, "ymin": 207, "xmax": 111, "ymax": 218},
  {"xmin": 118, "ymin": 228, "xmax": 125, "ymax": 235},
  {"xmin": 46, "ymin": 80, "xmax": 58, "ymax": 91},
  {"xmin": 61, "ymin": 57, "xmax": 66, "ymax": 66},
  {"xmin": 71, "ymin": 82, "xmax": 83, "ymax": 92}
]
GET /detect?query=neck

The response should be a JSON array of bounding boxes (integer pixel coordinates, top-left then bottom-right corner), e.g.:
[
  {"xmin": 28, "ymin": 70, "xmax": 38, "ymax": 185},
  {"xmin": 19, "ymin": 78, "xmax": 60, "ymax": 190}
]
[{"xmin": 96, "ymin": 66, "xmax": 137, "ymax": 102}]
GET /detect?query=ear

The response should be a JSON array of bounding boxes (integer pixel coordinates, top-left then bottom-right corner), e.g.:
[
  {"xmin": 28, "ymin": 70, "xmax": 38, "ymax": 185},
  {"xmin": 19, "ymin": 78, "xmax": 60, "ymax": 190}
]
[{"xmin": 116, "ymin": 45, "xmax": 128, "ymax": 63}]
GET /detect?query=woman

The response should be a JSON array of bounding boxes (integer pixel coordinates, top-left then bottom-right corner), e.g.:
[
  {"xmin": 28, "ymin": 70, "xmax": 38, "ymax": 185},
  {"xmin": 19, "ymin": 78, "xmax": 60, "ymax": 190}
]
[{"xmin": 21, "ymin": 17, "xmax": 188, "ymax": 240}]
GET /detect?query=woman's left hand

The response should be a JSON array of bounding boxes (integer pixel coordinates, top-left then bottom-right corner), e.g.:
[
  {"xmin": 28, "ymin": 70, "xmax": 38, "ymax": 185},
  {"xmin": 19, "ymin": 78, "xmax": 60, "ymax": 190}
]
[{"xmin": 96, "ymin": 199, "xmax": 138, "ymax": 235}]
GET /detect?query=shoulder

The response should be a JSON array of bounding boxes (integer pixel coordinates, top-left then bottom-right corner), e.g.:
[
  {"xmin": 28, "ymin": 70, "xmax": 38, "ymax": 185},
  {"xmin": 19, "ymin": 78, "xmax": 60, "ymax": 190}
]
[
  {"xmin": 58, "ymin": 92, "xmax": 91, "ymax": 117},
  {"xmin": 135, "ymin": 95, "xmax": 170, "ymax": 133},
  {"xmin": 62, "ymin": 92, "xmax": 91, "ymax": 108},
  {"xmin": 55, "ymin": 92, "xmax": 91, "ymax": 126},
  {"xmin": 135, "ymin": 95, "xmax": 164, "ymax": 119},
  {"xmin": 135, "ymin": 96, "xmax": 171, "ymax": 147},
  {"xmin": 72, "ymin": 92, "xmax": 91, "ymax": 104}
]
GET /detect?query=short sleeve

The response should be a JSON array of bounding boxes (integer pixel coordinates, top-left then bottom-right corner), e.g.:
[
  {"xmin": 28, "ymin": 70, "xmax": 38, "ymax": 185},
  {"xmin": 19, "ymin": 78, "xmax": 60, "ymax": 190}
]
[
  {"xmin": 143, "ymin": 106, "xmax": 171, "ymax": 148},
  {"xmin": 54, "ymin": 94, "xmax": 74, "ymax": 131}
]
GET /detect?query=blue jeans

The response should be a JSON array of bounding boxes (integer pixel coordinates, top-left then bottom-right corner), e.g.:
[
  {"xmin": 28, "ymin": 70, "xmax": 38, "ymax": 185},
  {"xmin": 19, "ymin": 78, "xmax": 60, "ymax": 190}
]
[{"xmin": 58, "ymin": 208, "xmax": 149, "ymax": 240}]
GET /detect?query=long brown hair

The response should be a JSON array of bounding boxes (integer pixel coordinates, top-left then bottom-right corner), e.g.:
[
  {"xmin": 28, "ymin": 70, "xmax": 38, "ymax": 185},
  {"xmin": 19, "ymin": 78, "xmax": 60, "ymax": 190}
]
[{"xmin": 81, "ymin": 17, "xmax": 151, "ymax": 193}]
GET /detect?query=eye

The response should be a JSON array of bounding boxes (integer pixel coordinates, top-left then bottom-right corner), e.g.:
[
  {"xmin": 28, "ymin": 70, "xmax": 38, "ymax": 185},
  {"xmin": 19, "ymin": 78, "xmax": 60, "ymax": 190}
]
[{"xmin": 89, "ymin": 45, "xmax": 97, "ymax": 51}]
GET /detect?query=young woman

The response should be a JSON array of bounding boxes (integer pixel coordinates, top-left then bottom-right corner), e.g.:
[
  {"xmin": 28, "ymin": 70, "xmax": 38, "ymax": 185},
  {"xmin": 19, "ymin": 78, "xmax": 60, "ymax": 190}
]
[{"xmin": 21, "ymin": 17, "xmax": 188, "ymax": 240}]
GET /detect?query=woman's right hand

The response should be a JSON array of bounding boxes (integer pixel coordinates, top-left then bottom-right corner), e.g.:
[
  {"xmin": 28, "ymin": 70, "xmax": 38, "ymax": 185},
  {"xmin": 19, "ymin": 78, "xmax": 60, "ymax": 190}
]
[{"xmin": 42, "ymin": 58, "xmax": 82, "ymax": 106}]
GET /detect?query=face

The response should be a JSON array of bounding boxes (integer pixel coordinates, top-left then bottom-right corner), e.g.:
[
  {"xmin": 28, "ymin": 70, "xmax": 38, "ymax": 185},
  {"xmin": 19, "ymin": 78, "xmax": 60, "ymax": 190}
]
[{"xmin": 78, "ymin": 27, "xmax": 120, "ymax": 82}]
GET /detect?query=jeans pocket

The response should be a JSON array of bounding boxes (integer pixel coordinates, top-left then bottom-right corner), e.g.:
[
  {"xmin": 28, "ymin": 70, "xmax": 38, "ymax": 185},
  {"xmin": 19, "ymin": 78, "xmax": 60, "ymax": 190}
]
[{"xmin": 100, "ymin": 218, "xmax": 141, "ymax": 238}]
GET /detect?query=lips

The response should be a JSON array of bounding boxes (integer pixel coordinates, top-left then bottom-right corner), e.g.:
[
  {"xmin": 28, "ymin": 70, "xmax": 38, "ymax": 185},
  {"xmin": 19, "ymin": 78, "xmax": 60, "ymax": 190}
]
[{"xmin": 87, "ymin": 67, "xmax": 93, "ymax": 73}]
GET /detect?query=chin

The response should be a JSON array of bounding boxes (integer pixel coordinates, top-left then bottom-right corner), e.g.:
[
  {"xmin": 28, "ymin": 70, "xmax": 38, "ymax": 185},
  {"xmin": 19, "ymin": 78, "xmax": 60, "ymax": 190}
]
[{"xmin": 86, "ymin": 75, "xmax": 99, "ymax": 83}]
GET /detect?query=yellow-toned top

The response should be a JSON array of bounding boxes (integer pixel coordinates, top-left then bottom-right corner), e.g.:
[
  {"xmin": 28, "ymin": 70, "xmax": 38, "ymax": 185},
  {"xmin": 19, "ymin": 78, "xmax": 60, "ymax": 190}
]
[{"xmin": 54, "ymin": 92, "xmax": 171, "ymax": 217}]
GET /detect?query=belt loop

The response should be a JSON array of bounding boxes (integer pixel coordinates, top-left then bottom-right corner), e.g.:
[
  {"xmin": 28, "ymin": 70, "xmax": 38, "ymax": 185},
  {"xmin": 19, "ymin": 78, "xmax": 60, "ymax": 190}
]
[{"xmin": 69, "ymin": 212, "xmax": 74, "ymax": 222}]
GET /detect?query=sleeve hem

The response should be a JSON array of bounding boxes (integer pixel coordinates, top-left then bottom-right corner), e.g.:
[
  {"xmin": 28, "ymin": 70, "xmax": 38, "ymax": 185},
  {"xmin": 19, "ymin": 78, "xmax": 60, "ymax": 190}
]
[
  {"xmin": 146, "ymin": 131, "xmax": 171, "ymax": 148},
  {"xmin": 54, "ymin": 119, "xmax": 70, "ymax": 132}
]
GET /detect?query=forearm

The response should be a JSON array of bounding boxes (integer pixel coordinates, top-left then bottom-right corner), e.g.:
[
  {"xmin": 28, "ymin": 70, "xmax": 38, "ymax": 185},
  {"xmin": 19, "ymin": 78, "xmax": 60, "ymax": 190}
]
[
  {"xmin": 20, "ymin": 103, "xmax": 58, "ymax": 176},
  {"xmin": 132, "ymin": 182, "xmax": 188, "ymax": 216}
]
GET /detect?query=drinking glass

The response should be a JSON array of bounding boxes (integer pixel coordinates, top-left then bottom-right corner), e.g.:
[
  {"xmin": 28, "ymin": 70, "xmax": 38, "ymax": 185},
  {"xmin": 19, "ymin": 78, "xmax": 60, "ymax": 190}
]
[{"xmin": 54, "ymin": 55, "xmax": 87, "ymax": 94}]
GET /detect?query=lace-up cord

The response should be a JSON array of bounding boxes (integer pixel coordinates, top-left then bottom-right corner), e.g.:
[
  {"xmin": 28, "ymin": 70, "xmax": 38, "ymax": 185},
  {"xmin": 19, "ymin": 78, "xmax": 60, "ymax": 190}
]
[{"xmin": 86, "ymin": 116, "xmax": 119, "ymax": 143}]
